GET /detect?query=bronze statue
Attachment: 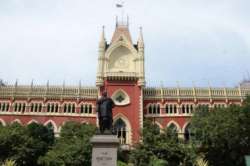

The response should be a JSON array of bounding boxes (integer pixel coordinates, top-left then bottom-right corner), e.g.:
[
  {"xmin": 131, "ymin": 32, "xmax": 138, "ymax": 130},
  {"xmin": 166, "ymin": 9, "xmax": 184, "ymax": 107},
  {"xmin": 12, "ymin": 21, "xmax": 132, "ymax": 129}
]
[{"xmin": 96, "ymin": 91, "xmax": 115, "ymax": 134}]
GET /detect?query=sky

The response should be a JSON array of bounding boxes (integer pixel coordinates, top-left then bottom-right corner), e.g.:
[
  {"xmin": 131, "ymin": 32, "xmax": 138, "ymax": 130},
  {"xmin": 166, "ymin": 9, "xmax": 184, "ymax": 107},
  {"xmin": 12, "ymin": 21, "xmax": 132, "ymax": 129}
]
[{"xmin": 0, "ymin": 0, "xmax": 250, "ymax": 87}]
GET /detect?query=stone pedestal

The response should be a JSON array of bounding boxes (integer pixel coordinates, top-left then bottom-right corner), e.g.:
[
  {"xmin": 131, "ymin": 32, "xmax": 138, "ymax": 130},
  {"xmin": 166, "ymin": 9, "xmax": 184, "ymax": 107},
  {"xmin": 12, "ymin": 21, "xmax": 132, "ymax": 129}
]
[{"xmin": 91, "ymin": 134, "xmax": 119, "ymax": 166}]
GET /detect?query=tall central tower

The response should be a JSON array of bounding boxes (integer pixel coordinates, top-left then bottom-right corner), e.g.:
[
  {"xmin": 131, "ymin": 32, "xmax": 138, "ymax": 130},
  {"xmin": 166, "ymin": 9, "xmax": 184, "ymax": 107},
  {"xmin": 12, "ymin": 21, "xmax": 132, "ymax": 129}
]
[{"xmin": 96, "ymin": 18, "xmax": 145, "ymax": 144}]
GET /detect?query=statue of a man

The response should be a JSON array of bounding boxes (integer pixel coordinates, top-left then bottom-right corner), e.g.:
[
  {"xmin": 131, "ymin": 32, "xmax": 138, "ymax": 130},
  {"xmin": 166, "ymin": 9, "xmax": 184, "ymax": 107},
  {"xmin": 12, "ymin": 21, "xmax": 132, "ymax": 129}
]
[{"xmin": 96, "ymin": 91, "xmax": 115, "ymax": 134}]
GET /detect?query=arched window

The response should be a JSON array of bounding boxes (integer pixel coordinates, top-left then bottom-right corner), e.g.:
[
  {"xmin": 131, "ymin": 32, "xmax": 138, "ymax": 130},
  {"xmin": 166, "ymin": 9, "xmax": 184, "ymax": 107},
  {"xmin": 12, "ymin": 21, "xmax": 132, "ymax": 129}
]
[
  {"xmin": 114, "ymin": 118, "xmax": 127, "ymax": 144},
  {"xmin": 184, "ymin": 123, "xmax": 192, "ymax": 141},
  {"xmin": 153, "ymin": 104, "xmax": 156, "ymax": 114},
  {"xmin": 64, "ymin": 104, "xmax": 67, "ymax": 113},
  {"xmin": 22, "ymin": 103, "xmax": 26, "ymax": 112},
  {"xmin": 67, "ymin": 104, "xmax": 71, "ymax": 113},
  {"xmin": 89, "ymin": 104, "xmax": 92, "ymax": 114},
  {"xmin": 2, "ymin": 103, "xmax": 5, "ymax": 111},
  {"xmin": 173, "ymin": 105, "xmax": 177, "ymax": 114},
  {"xmin": 148, "ymin": 104, "xmax": 152, "ymax": 114},
  {"xmin": 169, "ymin": 104, "xmax": 173, "ymax": 114},
  {"xmin": 165, "ymin": 104, "xmax": 169, "ymax": 114},
  {"xmin": 34, "ymin": 103, "xmax": 38, "ymax": 112},
  {"xmin": 55, "ymin": 104, "xmax": 58, "ymax": 113},
  {"xmin": 157, "ymin": 104, "xmax": 160, "ymax": 114},
  {"xmin": 182, "ymin": 105, "xmax": 185, "ymax": 114},
  {"xmin": 190, "ymin": 105, "xmax": 193, "ymax": 113},
  {"xmin": 51, "ymin": 104, "xmax": 54, "ymax": 113},
  {"xmin": 168, "ymin": 123, "xmax": 178, "ymax": 136},
  {"xmin": 186, "ymin": 105, "xmax": 190, "ymax": 114},
  {"xmin": 72, "ymin": 104, "xmax": 75, "ymax": 113},
  {"xmin": 46, "ymin": 122, "xmax": 54, "ymax": 131},
  {"xmin": 14, "ymin": 103, "xmax": 17, "ymax": 112},
  {"xmin": 80, "ymin": 105, "xmax": 84, "ymax": 113},
  {"xmin": 39, "ymin": 103, "xmax": 42, "ymax": 112},
  {"xmin": 47, "ymin": 103, "xmax": 51, "ymax": 112}
]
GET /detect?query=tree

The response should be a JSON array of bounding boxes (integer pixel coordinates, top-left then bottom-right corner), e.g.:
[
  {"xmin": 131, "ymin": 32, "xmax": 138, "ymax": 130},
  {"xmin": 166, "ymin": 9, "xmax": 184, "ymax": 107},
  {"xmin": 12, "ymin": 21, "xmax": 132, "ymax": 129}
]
[
  {"xmin": 191, "ymin": 96, "xmax": 250, "ymax": 166},
  {"xmin": 129, "ymin": 120, "xmax": 195, "ymax": 166},
  {"xmin": 38, "ymin": 121, "xmax": 96, "ymax": 166}
]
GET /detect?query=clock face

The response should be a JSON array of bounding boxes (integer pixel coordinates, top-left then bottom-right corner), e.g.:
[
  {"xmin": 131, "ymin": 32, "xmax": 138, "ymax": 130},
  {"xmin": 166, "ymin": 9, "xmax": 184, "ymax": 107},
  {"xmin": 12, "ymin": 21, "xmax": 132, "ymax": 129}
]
[
  {"xmin": 108, "ymin": 46, "xmax": 134, "ymax": 72},
  {"xmin": 116, "ymin": 57, "xmax": 129, "ymax": 68}
]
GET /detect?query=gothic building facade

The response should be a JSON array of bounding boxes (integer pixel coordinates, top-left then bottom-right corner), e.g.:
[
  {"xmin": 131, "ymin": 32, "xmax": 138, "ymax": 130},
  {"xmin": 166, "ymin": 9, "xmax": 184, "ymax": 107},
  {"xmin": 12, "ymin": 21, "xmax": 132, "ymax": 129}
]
[{"xmin": 0, "ymin": 20, "xmax": 249, "ymax": 147}]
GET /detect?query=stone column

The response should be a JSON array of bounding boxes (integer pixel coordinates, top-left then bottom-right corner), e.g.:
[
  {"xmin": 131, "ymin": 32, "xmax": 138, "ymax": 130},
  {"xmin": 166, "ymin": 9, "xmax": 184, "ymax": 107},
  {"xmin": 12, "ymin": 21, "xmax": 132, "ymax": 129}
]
[{"xmin": 91, "ymin": 134, "xmax": 119, "ymax": 166}]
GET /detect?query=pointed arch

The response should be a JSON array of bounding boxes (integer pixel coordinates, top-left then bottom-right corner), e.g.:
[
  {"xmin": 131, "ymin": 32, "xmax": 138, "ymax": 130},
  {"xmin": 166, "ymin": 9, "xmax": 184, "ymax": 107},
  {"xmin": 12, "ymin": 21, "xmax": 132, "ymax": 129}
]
[
  {"xmin": 81, "ymin": 121, "xmax": 89, "ymax": 125},
  {"xmin": 154, "ymin": 121, "xmax": 163, "ymax": 129},
  {"xmin": 105, "ymin": 40, "xmax": 138, "ymax": 59},
  {"xmin": 44, "ymin": 120, "xmax": 57, "ymax": 133},
  {"xmin": 182, "ymin": 121, "xmax": 191, "ymax": 133},
  {"xmin": 111, "ymin": 89, "xmax": 130, "ymax": 106},
  {"xmin": 12, "ymin": 119, "xmax": 22, "ymax": 125},
  {"xmin": 27, "ymin": 119, "xmax": 39, "ymax": 125},
  {"xmin": 182, "ymin": 122, "xmax": 192, "ymax": 141},
  {"xmin": 113, "ymin": 113, "xmax": 132, "ymax": 145},
  {"xmin": 0, "ymin": 118, "xmax": 6, "ymax": 126},
  {"xmin": 167, "ymin": 121, "xmax": 181, "ymax": 133}
]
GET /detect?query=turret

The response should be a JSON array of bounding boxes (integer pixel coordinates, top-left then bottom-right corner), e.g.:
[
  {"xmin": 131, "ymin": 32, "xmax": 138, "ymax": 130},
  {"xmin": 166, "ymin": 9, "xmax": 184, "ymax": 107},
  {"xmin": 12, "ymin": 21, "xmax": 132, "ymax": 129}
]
[
  {"xmin": 96, "ymin": 26, "xmax": 106, "ymax": 87},
  {"xmin": 137, "ymin": 27, "xmax": 145, "ymax": 86},
  {"xmin": 137, "ymin": 27, "xmax": 144, "ymax": 50}
]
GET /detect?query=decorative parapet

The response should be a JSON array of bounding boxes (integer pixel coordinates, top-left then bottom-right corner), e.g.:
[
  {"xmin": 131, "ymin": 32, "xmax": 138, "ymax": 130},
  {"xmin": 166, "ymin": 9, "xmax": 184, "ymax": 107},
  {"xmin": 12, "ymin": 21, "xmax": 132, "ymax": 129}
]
[
  {"xmin": 0, "ymin": 85, "xmax": 98, "ymax": 99},
  {"xmin": 104, "ymin": 72, "xmax": 138, "ymax": 80},
  {"xmin": 143, "ymin": 87, "xmax": 250, "ymax": 100}
]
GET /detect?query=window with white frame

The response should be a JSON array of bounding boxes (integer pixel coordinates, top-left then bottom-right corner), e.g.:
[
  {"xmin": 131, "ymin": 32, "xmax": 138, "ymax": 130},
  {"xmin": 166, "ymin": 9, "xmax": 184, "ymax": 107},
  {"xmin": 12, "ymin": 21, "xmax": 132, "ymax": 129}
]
[
  {"xmin": 47, "ymin": 103, "xmax": 59, "ymax": 113},
  {"xmin": 80, "ymin": 104, "xmax": 93, "ymax": 114},
  {"xmin": 63, "ymin": 103, "xmax": 75, "ymax": 113},
  {"xmin": 214, "ymin": 103, "xmax": 226, "ymax": 109},
  {"xmin": 165, "ymin": 104, "xmax": 177, "ymax": 114},
  {"xmin": 30, "ymin": 103, "xmax": 43, "ymax": 112},
  {"xmin": 13, "ymin": 102, "xmax": 26, "ymax": 112},
  {"xmin": 0, "ymin": 102, "xmax": 10, "ymax": 112},
  {"xmin": 147, "ymin": 103, "xmax": 160, "ymax": 114},
  {"xmin": 181, "ymin": 104, "xmax": 194, "ymax": 114}
]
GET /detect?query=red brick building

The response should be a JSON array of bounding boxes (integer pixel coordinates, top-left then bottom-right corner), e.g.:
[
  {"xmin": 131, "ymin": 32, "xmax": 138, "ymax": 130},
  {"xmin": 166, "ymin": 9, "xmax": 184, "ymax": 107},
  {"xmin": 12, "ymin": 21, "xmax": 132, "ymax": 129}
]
[{"xmin": 0, "ymin": 20, "xmax": 249, "ymax": 147}]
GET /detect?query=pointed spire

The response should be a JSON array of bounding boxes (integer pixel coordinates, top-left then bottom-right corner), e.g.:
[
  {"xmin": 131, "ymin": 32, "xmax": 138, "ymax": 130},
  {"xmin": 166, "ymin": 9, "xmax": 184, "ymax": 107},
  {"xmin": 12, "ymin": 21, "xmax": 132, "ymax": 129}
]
[
  {"xmin": 15, "ymin": 79, "xmax": 18, "ymax": 87},
  {"xmin": 30, "ymin": 79, "xmax": 34, "ymax": 88},
  {"xmin": 138, "ymin": 26, "xmax": 144, "ymax": 48},
  {"xmin": 99, "ymin": 26, "xmax": 106, "ymax": 48},
  {"xmin": 111, "ymin": 16, "xmax": 132, "ymax": 44},
  {"xmin": 46, "ymin": 80, "xmax": 49, "ymax": 88}
]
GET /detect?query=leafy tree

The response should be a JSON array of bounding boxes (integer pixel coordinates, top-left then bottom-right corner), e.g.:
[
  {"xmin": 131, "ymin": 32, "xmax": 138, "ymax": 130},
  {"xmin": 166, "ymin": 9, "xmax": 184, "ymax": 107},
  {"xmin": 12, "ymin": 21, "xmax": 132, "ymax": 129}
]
[
  {"xmin": 1, "ymin": 159, "xmax": 17, "ymax": 166},
  {"xmin": 129, "ymin": 120, "xmax": 195, "ymax": 166},
  {"xmin": 0, "ymin": 122, "xmax": 54, "ymax": 166},
  {"xmin": 191, "ymin": 96, "xmax": 250, "ymax": 166},
  {"xmin": 38, "ymin": 121, "xmax": 96, "ymax": 166}
]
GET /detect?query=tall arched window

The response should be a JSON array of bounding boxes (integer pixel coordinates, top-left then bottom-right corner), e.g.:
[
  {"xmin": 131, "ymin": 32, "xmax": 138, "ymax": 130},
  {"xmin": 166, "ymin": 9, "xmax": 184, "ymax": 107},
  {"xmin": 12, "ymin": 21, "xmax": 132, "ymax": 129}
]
[
  {"xmin": 165, "ymin": 104, "xmax": 169, "ymax": 114},
  {"xmin": 157, "ymin": 104, "xmax": 160, "ymax": 114},
  {"xmin": 184, "ymin": 123, "xmax": 192, "ymax": 141},
  {"xmin": 182, "ymin": 105, "xmax": 185, "ymax": 114},
  {"xmin": 148, "ymin": 105, "xmax": 152, "ymax": 114},
  {"xmin": 114, "ymin": 118, "xmax": 127, "ymax": 144},
  {"xmin": 173, "ymin": 105, "xmax": 177, "ymax": 114}
]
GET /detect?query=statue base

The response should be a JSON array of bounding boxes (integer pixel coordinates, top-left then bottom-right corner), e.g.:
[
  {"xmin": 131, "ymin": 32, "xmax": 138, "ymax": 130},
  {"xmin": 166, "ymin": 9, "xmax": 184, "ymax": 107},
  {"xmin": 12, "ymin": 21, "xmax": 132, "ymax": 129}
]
[{"xmin": 90, "ymin": 134, "xmax": 119, "ymax": 166}]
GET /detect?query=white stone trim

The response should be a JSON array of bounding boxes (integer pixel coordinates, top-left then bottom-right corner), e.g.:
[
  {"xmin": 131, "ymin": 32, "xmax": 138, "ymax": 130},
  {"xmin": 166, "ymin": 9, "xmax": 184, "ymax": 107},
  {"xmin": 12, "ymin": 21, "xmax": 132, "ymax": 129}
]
[
  {"xmin": 0, "ymin": 118, "xmax": 6, "ymax": 126},
  {"xmin": 27, "ymin": 119, "xmax": 39, "ymax": 125},
  {"xmin": 111, "ymin": 89, "xmax": 130, "ymax": 106},
  {"xmin": 113, "ymin": 113, "xmax": 132, "ymax": 145},
  {"xmin": 44, "ymin": 120, "xmax": 57, "ymax": 133},
  {"xmin": 182, "ymin": 121, "xmax": 191, "ymax": 133},
  {"xmin": 12, "ymin": 119, "xmax": 22, "ymax": 124},
  {"xmin": 167, "ymin": 120, "xmax": 181, "ymax": 133}
]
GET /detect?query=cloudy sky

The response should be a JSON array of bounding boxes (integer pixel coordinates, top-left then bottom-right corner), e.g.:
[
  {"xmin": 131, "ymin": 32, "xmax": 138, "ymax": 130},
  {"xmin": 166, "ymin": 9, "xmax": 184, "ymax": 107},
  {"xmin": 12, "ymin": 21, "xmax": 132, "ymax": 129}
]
[{"xmin": 0, "ymin": 0, "xmax": 249, "ymax": 87}]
